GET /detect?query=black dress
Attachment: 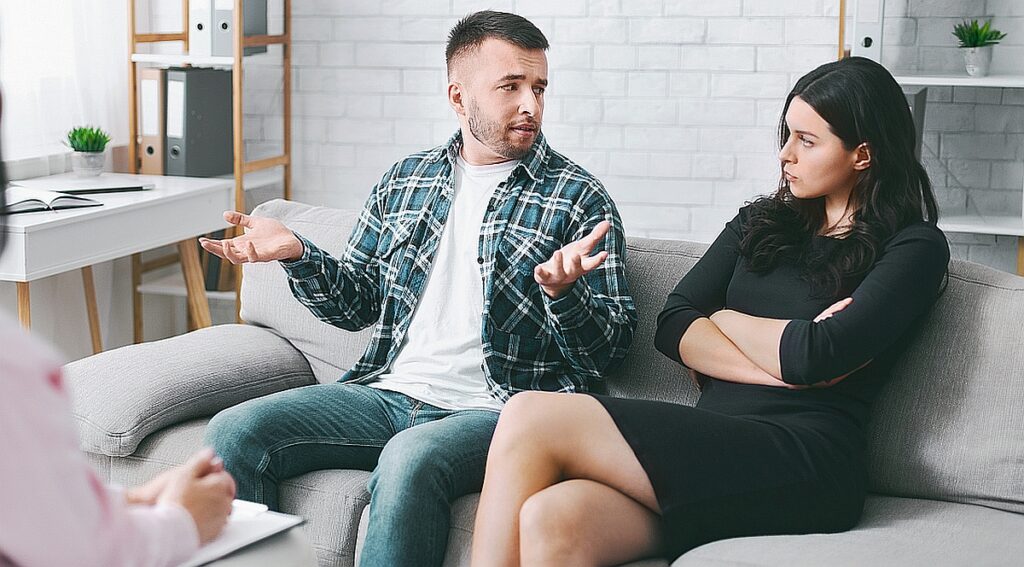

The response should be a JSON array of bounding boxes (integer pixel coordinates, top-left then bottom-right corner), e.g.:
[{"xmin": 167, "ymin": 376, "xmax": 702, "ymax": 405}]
[{"xmin": 593, "ymin": 206, "xmax": 949, "ymax": 557}]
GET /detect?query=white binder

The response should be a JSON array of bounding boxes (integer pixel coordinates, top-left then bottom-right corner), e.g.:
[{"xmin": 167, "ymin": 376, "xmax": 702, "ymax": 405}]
[
  {"xmin": 188, "ymin": 0, "xmax": 212, "ymax": 56},
  {"xmin": 211, "ymin": 0, "xmax": 268, "ymax": 57}
]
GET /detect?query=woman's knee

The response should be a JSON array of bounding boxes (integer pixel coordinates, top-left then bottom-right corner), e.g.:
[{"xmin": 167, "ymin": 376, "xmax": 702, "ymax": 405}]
[{"xmin": 518, "ymin": 487, "xmax": 585, "ymax": 563}]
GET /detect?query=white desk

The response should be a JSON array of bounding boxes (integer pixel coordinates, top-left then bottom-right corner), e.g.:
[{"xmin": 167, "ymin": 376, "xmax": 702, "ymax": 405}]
[{"xmin": 1, "ymin": 173, "xmax": 232, "ymax": 351}]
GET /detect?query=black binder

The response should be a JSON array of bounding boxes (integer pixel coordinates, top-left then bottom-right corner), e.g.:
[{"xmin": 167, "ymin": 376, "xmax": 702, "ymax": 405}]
[{"xmin": 165, "ymin": 67, "xmax": 233, "ymax": 177}]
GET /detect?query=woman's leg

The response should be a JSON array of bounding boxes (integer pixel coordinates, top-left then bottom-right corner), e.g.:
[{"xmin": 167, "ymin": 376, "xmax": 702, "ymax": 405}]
[
  {"xmin": 519, "ymin": 479, "xmax": 662, "ymax": 567},
  {"xmin": 471, "ymin": 392, "xmax": 661, "ymax": 567}
]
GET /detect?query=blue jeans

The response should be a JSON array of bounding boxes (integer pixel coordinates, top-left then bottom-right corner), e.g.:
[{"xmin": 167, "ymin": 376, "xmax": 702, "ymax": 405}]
[{"xmin": 204, "ymin": 382, "xmax": 500, "ymax": 567}]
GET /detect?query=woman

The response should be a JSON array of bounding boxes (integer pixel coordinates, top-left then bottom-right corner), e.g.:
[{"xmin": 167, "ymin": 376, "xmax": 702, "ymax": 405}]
[{"xmin": 469, "ymin": 56, "xmax": 950, "ymax": 566}]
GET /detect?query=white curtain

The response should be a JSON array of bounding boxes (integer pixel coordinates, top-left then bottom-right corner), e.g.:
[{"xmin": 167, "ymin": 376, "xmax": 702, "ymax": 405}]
[{"xmin": 0, "ymin": 1, "xmax": 128, "ymax": 160}]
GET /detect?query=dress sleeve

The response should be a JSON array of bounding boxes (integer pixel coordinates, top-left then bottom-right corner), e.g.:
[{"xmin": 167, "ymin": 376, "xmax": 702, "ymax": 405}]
[
  {"xmin": 779, "ymin": 224, "xmax": 950, "ymax": 385},
  {"xmin": 654, "ymin": 212, "xmax": 744, "ymax": 364}
]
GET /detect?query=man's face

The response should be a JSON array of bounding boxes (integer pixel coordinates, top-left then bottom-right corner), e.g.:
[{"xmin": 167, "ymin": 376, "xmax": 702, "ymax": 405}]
[{"xmin": 452, "ymin": 38, "xmax": 548, "ymax": 162}]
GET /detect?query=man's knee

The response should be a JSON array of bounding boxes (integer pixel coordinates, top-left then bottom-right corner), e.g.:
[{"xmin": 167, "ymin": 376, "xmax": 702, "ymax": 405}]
[
  {"xmin": 370, "ymin": 430, "xmax": 448, "ymax": 496},
  {"xmin": 204, "ymin": 401, "xmax": 271, "ymax": 468}
]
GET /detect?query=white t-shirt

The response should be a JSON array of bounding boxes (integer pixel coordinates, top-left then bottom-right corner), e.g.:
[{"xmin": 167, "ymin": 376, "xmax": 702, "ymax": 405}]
[{"xmin": 369, "ymin": 156, "xmax": 519, "ymax": 412}]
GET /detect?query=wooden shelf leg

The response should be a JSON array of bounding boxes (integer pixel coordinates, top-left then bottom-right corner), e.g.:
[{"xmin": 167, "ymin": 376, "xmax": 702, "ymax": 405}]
[
  {"xmin": 178, "ymin": 239, "xmax": 212, "ymax": 329},
  {"xmin": 1017, "ymin": 236, "xmax": 1024, "ymax": 277},
  {"xmin": 16, "ymin": 282, "xmax": 31, "ymax": 330},
  {"xmin": 81, "ymin": 266, "xmax": 104, "ymax": 354}
]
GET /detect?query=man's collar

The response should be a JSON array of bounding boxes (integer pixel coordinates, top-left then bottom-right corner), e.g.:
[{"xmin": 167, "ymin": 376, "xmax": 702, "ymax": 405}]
[{"xmin": 438, "ymin": 130, "xmax": 547, "ymax": 183}]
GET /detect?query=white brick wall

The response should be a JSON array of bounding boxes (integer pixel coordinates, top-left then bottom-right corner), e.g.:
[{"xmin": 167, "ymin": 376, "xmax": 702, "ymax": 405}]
[{"xmin": 233, "ymin": 0, "xmax": 1024, "ymax": 270}]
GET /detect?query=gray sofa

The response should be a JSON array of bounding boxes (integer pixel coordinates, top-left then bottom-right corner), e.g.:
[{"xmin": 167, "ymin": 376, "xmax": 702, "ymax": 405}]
[{"xmin": 67, "ymin": 199, "xmax": 1024, "ymax": 566}]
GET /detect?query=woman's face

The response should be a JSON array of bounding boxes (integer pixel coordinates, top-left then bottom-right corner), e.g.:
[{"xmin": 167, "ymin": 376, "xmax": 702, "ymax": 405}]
[{"xmin": 778, "ymin": 96, "xmax": 867, "ymax": 201}]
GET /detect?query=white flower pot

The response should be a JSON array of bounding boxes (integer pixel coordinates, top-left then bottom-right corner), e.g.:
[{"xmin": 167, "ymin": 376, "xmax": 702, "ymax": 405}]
[
  {"xmin": 962, "ymin": 46, "xmax": 993, "ymax": 78},
  {"xmin": 72, "ymin": 150, "xmax": 106, "ymax": 176}
]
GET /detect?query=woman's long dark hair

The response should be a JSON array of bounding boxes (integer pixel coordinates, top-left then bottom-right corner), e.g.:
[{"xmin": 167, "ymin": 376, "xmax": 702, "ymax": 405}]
[{"xmin": 739, "ymin": 56, "xmax": 940, "ymax": 296}]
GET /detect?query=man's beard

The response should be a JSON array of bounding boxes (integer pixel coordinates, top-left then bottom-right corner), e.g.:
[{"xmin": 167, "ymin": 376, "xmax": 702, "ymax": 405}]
[{"xmin": 466, "ymin": 99, "xmax": 535, "ymax": 160}]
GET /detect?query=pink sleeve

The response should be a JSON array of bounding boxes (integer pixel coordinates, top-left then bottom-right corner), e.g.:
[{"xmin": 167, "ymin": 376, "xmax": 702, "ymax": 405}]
[{"xmin": 0, "ymin": 321, "xmax": 200, "ymax": 567}]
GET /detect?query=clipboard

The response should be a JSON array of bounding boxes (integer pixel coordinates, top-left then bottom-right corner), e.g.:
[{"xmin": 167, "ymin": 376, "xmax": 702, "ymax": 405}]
[{"xmin": 177, "ymin": 500, "xmax": 305, "ymax": 567}]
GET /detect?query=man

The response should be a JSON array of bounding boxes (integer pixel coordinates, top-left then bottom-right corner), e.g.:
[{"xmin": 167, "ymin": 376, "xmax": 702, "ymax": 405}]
[{"xmin": 200, "ymin": 11, "xmax": 636, "ymax": 567}]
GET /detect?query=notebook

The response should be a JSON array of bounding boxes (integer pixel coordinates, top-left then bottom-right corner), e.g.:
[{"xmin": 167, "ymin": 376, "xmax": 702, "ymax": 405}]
[
  {"xmin": 176, "ymin": 500, "xmax": 305, "ymax": 567},
  {"xmin": 12, "ymin": 173, "xmax": 154, "ymax": 194},
  {"xmin": 2, "ymin": 186, "xmax": 102, "ymax": 214}
]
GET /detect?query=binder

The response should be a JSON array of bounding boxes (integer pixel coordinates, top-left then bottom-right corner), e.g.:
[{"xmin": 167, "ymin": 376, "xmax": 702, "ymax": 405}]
[
  {"xmin": 212, "ymin": 0, "xmax": 268, "ymax": 57},
  {"xmin": 165, "ymin": 67, "xmax": 233, "ymax": 177},
  {"xmin": 188, "ymin": 0, "xmax": 212, "ymax": 56},
  {"xmin": 137, "ymin": 67, "xmax": 165, "ymax": 174}
]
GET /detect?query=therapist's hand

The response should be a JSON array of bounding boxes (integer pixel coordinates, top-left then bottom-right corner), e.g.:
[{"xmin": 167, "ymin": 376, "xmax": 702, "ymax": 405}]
[
  {"xmin": 534, "ymin": 221, "xmax": 611, "ymax": 299},
  {"xmin": 199, "ymin": 211, "xmax": 304, "ymax": 264},
  {"xmin": 156, "ymin": 448, "xmax": 236, "ymax": 545}
]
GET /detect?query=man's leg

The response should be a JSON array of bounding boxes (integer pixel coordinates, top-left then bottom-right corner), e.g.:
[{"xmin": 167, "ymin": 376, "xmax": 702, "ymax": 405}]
[
  {"xmin": 360, "ymin": 408, "xmax": 500, "ymax": 567},
  {"xmin": 204, "ymin": 382, "xmax": 396, "ymax": 510}
]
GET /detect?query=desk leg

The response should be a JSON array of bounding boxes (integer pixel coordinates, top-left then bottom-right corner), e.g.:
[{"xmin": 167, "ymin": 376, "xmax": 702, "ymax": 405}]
[
  {"xmin": 81, "ymin": 266, "xmax": 103, "ymax": 354},
  {"xmin": 17, "ymin": 282, "xmax": 30, "ymax": 329},
  {"xmin": 131, "ymin": 253, "xmax": 144, "ymax": 344},
  {"xmin": 178, "ymin": 239, "xmax": 212, "ymax": 329},
  {"xmin": 1018, "ymin": 236, "xmax": 1024, "ymax": 276}
]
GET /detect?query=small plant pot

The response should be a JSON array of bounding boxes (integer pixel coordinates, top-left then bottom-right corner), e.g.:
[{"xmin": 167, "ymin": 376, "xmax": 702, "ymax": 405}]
[
  {"xmin": 962, "ymin": 46, "xmax": 993, "ymax": 77},
  {"xmin": 72, "ymin": 150, "xmax": 106, "ymax": 176}
]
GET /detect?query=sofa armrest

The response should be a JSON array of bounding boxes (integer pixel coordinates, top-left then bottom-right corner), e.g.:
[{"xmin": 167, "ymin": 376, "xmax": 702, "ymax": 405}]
[{"xmin": 65, "ymin": 324, "xmax": 317, "ymax": 457}]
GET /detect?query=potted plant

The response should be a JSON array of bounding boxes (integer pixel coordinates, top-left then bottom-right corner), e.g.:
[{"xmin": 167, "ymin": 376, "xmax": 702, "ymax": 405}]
[
  {"xmin": 66, "ymin": 126, "xmax": 111, "ymax": 176},
  {"xmin": 953, "ymin": 19, "xmax": 1007, "ymax": 78}
]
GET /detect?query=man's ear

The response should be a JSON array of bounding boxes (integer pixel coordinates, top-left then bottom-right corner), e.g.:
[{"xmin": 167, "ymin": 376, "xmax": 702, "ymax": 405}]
[
  {"xmin": 853, "ymin": 142, "xmax": 872, "ymax": 171},
  {"xmin": 448, "ymin": 81, "xmax": 466, "ymax": 116}
]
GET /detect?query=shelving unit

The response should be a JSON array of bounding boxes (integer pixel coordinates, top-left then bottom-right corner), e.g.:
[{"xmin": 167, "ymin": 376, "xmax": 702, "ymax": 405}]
[
  {"xmin": 844, "ymin": 0, "xmax": 1024, "ymax": 274},
  {"xmin": 126, "ymin": 0, "xmax": 292, "ymax": 341}
]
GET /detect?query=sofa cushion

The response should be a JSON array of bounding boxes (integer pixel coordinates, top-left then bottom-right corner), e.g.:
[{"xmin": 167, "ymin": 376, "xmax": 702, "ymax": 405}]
[
  {"xmin": 605, "ymin": 238, "xmax": 706, "ymax": 406},
  {"xmin": 673, "ymin": 495, "xmax": 1024, "ymax": 566},
  {"xmin": 66, "ymin": 324, "xmax": 315, "ymax": 457},
  {"xmin": 866, "ymin": 259, "xmax": 1024, "ymax": 514},
  {"xmin": 242, "ymin": 200, "xmax": 375, "ymax": 384}
]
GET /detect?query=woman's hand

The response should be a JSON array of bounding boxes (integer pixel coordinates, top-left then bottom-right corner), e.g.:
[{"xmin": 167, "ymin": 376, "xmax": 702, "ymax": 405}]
[{"xmin": 814, "ymin": 297, "xmax": 852, "ymax": 322}]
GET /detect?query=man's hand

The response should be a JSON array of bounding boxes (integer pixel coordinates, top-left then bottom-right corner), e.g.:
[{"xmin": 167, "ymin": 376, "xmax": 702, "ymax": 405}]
[
  {"xmin": 155, "ymin": 448, "xmax": 237, "ymax": 545},
  {"xmin": 534, "ymin": 221, "xmax": 611, "ymax": 299},
  {"xmin": 198, "ymin": 211, "xmax": 304, "ymax": 265}
]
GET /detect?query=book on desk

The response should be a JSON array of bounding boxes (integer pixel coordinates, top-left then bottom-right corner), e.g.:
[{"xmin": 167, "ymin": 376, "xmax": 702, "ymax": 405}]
[{"xmin": 1, "ymin": 186, "xmax": 102, "ymax": 214}]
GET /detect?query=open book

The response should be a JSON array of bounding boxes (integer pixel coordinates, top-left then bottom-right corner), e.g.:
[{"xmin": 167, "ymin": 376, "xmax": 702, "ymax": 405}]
[
  {"xmin": 177, "ymin": 500, "xmax": 305, "ymax": 567},
  {"xmin": 2, "ymin": 186, "xmax": 102, "ymax": 214}
]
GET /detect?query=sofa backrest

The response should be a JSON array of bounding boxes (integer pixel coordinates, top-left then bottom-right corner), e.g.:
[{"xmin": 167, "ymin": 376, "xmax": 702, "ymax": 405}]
[
  {"xmin": 865, "ymin": 259, "xmax": 1024, "ymax": 515},
  {"xmin": 246, "ymin": 200, "xmax": 1023, "ymax": 515},
  {"xmin": 242, "ymin": 200, "xmax": 372, "ymax": 384}
]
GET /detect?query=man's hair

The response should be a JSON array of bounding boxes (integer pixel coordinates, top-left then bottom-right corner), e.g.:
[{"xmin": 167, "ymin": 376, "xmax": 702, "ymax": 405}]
[{"xmin": 445, "ymin": 11, "xmax": 549, "ymax": 74}]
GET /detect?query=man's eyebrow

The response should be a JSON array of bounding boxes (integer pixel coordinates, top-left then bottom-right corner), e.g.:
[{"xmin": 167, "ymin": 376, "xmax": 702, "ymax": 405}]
[{"xmin": 497, "ymin": 74, "xmax": 548, "ymax": 86}]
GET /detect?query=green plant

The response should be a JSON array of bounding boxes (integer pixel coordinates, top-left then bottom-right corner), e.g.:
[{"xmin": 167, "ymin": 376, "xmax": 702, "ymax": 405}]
[
  {"xmin": 952, "ymin": 19, "xmax": 1007, "ymax": 48},
  {"xmin": 65, "ymin": 126, "xmax": 111, "ymax": 152}
]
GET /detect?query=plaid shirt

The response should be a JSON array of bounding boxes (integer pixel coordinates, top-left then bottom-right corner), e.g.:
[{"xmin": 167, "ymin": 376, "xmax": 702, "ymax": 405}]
[{"xmin": 281, "ymin": 132, "xmax": 636, "ymax": 400}]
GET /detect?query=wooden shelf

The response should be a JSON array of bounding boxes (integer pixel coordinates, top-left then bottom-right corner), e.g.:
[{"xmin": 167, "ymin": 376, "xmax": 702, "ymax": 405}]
[
  {"xmin": 131, "ymin": 53, "xmax": 234, "ymax": 68},
  {"xmin": 894, "ymin": 73, "xmax": 1024, "ymax": 89},
  {"xmin": 138, "ymin": 271, "xmax": 235, "ymax": 302},
  {"xmin": 939, "ymin": 215, "xmax": 1024, "ymax": 237}
]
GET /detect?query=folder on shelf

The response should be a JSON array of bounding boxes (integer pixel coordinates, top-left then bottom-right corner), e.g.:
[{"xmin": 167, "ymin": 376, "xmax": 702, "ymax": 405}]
[
  {"xmin": 188, "ymin": 0, "xmax": 213, "ymax": 56},
  {"xmin": 165, "ymin": 67, "xmax": 234, "ymax": 177},
  {"xmin": 137, "ymin": 67, "xmax": 166, "ymax": 174},
  {"xmin": 212, "ymin": 0, "xmax": 268, "ymax": 57}
]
